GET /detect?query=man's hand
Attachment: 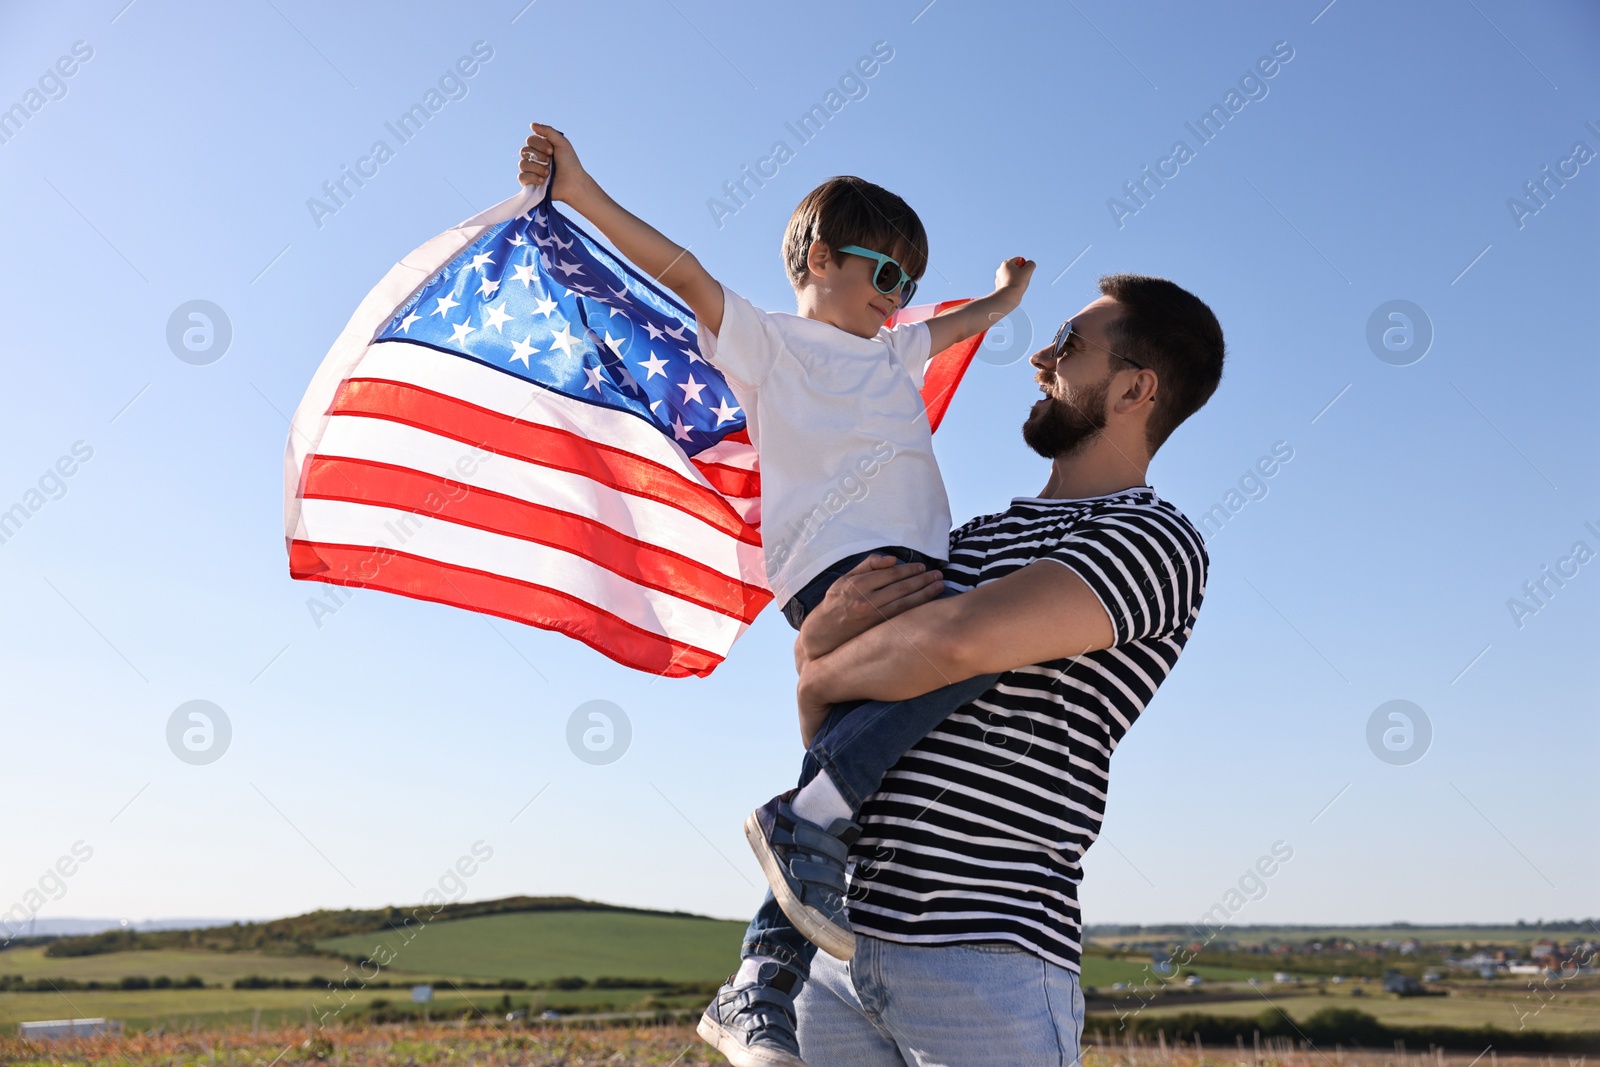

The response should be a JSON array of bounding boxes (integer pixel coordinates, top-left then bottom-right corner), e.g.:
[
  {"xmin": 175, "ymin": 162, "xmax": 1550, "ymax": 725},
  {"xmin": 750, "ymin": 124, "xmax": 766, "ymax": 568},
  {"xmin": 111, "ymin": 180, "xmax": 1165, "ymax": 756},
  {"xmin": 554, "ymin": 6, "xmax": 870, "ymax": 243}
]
[
  {"xmin": 793, "ymin": 555, "xmax": 945, "ymax": 672},
  {"xmin": 518, "ymin": 123, "xmax": 597, "ymax": 208}
]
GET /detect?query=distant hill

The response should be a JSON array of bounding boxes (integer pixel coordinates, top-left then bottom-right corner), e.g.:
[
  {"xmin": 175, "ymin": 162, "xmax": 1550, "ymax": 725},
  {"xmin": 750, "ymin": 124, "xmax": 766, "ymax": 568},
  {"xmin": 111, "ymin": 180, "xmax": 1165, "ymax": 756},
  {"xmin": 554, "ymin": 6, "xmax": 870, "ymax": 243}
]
[
  {"xmin": 40, "ymin": 896, "xmax": 722, "ymax": 958},
  {"xmin": 6, "ymin": 918, "xmax": 250, "ymax": 939}
]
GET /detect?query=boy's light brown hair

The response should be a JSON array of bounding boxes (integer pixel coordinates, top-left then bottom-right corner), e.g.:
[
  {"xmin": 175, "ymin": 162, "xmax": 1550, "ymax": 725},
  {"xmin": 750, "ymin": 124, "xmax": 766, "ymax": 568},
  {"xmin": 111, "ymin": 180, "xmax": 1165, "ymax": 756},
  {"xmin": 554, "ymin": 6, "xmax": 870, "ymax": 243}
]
[{"xmin": 783, "ymin": 176, "xmax": 929, "ymax": 290}]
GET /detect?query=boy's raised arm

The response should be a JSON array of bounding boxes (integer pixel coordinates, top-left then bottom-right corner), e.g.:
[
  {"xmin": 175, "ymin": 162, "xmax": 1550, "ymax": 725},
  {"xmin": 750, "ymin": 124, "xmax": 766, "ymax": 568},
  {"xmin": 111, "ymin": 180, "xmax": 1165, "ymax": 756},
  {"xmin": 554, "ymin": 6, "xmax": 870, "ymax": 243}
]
[
  {"xmin": 519, "ymin": 123, "xmax": 725, "ymax": 335},
  {"xmin": 922, "ymin": 256, "xmax": 1035, "ymax": 359}
]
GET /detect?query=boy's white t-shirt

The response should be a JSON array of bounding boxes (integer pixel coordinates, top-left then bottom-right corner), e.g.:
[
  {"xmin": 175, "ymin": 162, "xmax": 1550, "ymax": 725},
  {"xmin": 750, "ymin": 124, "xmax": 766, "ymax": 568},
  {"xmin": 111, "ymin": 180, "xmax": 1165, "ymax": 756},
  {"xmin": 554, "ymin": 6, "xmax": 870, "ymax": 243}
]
[{"xmin": 699, "ymin": 284, "xmax": 952, "ymax": 605}]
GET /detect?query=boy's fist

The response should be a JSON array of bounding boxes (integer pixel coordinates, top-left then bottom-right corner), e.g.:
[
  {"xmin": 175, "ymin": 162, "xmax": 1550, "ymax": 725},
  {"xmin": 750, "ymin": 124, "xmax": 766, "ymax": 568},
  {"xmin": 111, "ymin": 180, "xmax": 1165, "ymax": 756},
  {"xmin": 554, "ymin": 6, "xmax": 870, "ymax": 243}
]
[
  {"xmin": 996, "ymin": 256, "xmax": 1037, "ymax": 297},
  {"xmin": 517, "ymin": 123, "xmax": 593, "ymax": 204}
]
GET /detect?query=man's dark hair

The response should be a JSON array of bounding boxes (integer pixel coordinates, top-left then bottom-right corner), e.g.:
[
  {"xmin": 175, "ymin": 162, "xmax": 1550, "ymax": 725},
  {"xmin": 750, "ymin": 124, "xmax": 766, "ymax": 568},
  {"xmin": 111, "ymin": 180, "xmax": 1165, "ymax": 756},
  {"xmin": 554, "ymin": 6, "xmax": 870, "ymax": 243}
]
[
  {"xmin": 783, "ymin": 176, "xmax": 928, "ymax": 290},
  {"xmin": 1097, "ymin": 274, "xmax": 1226, "ymax": 452}
]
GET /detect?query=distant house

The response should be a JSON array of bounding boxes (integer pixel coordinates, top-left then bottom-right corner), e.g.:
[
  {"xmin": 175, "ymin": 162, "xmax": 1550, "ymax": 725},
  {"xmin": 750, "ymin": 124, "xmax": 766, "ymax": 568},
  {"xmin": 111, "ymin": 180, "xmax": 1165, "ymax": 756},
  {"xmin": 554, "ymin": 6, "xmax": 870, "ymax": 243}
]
[{"xmin": 1383, "ymin": 970, "xmax": 1425, "ymax": 996}]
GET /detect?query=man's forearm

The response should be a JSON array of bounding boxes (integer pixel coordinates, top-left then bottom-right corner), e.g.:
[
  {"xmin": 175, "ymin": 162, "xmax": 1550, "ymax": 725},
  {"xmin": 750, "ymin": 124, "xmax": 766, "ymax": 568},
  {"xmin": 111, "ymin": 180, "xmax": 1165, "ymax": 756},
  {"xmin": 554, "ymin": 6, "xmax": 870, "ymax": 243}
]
[
  {"xmin": 798, "ymin": 558, "xmax": 1118, "ymax": 708},
  {"xmin": 800, "ymin": 593, "xmax": 978, "ymax": 706}
]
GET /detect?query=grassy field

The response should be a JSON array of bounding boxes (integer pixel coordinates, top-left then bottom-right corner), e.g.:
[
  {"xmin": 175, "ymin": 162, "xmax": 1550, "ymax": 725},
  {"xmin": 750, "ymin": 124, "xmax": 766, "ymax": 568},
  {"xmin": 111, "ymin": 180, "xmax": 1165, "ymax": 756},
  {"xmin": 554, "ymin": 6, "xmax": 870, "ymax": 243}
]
[
  {"xmin": 0, "ymin": 946, "xmax": 399, "ymax": 984},
  {"xmin": 1125, "ymin": 985, "xmax": 1600, "ymax": 1032},
  {"xmin": 316, "ymin": 910, "xmax": 745, "ymax": 983},
  {"xmin": 0, "ymin": 1021, "xmax": 1589, "ymax": 1067},
  {"xmin": 1080, "ymin": 956, "xmax": 1306, "ymax": 987},
  {"xmin": 1087, "ymin": 925, "xmax": 1581, "ymax": 947},
  {"xmin": 5, "ymin": 907, "xmax": 1593, "ymax": 1041},
  {"xmin": 0, "ymin": 983, "xmax": 707, "ymax": 1033}
]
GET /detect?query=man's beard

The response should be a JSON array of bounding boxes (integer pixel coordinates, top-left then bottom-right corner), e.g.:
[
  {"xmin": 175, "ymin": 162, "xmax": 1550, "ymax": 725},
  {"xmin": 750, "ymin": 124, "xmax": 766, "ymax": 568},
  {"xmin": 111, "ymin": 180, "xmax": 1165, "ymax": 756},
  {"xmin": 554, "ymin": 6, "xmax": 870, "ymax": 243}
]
[{"xmin": 1022, "ymin": 373, "xmax": 1112, "ymax": 459}]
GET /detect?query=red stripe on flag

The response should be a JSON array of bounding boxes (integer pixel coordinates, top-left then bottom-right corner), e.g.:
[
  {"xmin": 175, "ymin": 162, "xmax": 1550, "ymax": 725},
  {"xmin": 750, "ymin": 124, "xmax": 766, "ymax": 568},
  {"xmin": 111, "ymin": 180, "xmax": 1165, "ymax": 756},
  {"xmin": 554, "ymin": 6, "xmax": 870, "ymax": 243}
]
[
  {"xmin": 331, "ymin": 378, "xmax": 759, "ymax": 544},
  {"xmin": 289, "ymin": 540, "xmax": 723, "ymax": 677},
  {"xmin": 693, "ymin": 459, "xmax": 760, "ymax": 499},
  {"xmin": 301, "ymin": 456, "xmax": 770, "ymax": 622},
  {"xmin": 916, "ymin": 298, "xmax": 985, "ymax": 433}
]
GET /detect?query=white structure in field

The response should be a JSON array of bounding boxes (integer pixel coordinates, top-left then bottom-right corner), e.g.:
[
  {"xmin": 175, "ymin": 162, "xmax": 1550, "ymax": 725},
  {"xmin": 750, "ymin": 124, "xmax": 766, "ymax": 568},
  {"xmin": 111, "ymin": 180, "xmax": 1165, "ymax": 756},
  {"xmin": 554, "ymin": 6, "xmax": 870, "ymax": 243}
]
[{"xmin": 20, "ymin": 1018, "xmax": 122, "ymax": 1040}]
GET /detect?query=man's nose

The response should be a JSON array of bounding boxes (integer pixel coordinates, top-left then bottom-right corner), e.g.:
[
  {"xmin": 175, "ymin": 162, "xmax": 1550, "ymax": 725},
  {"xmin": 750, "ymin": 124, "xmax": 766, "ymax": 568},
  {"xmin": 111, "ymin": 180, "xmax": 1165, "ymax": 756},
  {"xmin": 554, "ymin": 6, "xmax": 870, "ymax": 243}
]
[{"xmin": 1028, "ymin": 345, "xmax": 1055, "ymax": 372}]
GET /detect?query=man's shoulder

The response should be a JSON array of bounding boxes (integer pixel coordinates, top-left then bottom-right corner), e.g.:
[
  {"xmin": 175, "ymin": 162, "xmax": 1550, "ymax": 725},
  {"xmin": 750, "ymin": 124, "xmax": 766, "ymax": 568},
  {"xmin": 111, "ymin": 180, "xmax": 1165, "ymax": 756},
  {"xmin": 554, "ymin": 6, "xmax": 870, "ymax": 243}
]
[
  {"xmin": 951, "ymin": 489, "xmax": 1209, "ymax": 575},
  {"xmin": 954, "ymin": 488, "xmax": 1202, "ymax": 541}
]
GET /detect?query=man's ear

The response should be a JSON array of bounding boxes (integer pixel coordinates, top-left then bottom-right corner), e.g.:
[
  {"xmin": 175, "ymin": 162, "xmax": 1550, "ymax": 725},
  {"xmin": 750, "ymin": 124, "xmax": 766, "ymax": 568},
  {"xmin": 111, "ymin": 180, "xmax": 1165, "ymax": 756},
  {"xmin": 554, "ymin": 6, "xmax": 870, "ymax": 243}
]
[
  {"xmin": 1115, "ymin": 367, "xmax": 1158, "ymax": 414},
  {"xmin": 806, "ymin": 240, "xmax": 833, "ymax": 280}
]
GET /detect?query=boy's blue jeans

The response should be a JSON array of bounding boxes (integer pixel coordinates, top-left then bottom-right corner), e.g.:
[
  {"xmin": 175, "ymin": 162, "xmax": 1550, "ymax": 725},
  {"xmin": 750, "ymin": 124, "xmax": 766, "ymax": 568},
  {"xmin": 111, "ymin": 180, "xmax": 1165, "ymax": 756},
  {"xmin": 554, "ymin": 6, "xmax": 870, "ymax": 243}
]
[{"xmin": 745, "ymin": 547, "xmax": 1001, "ymax": 975}]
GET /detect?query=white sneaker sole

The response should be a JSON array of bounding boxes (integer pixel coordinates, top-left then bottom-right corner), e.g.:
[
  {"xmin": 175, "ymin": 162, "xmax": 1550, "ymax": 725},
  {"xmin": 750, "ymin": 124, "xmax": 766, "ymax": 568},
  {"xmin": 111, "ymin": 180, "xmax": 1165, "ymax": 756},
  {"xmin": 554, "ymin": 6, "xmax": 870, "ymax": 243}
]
[
  {"xmin": 744, "ymin": 809, "xmax": 856, "ymax": 961},
  {"xmin": 697, "ymin": 1009, "xmax": 808, "ymax": 1067}
]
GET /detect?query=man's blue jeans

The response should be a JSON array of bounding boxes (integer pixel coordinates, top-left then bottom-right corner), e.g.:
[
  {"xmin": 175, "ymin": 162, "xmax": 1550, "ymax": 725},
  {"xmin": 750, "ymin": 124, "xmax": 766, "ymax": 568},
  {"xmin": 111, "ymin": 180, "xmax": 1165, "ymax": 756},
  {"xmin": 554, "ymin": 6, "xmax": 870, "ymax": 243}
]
[
  {"xmin": 797, "ymin": 936, "xmax": 1085, "ymax": 1066},
  {"xmin": 744, "ymin": 547, "xmax": 1000, "ymax": 974}
]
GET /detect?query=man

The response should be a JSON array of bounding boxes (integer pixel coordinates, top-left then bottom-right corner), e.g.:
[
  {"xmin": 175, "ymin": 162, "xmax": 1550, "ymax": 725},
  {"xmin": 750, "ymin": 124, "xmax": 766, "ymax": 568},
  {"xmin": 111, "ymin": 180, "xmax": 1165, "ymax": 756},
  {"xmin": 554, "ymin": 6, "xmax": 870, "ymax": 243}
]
[{"xmin": 702, "ymin": 274, "xmax": 1225, "ymax": 1067}]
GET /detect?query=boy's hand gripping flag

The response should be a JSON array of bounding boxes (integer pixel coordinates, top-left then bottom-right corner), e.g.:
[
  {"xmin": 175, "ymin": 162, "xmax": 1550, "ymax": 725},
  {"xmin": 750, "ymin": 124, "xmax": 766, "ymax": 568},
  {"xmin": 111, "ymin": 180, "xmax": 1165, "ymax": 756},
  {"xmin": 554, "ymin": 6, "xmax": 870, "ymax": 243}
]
[{"xmin": 283, "ymin": 181, "xmax": 988, "ymax": 677}]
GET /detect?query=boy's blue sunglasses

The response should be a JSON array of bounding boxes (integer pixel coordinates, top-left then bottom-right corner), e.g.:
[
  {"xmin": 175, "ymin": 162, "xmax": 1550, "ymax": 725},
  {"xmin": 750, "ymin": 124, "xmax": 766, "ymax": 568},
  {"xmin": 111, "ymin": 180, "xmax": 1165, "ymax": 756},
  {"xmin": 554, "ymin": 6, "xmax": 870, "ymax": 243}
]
[{"xmin": 838, "ymin": 244, "xmax": 918, "ymax": 305}]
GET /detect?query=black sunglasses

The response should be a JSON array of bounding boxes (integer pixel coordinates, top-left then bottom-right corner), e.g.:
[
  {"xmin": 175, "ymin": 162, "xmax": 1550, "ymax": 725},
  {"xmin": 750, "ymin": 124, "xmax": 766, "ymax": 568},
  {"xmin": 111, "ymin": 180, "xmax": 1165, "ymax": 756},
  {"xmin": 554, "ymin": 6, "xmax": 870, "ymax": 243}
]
[{"xmin": 1051, "ymin": 318, "xmax": 1147, "ymax": 371}]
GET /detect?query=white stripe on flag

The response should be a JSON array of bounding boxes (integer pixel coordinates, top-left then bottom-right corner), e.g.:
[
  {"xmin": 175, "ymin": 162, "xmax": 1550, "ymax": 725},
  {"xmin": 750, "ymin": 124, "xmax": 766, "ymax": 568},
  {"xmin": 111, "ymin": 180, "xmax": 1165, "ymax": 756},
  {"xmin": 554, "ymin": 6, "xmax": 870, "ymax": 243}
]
[
  {"xmin": 353, "ymin": 342, "xmax": 726, "ymax": 481},
  {"xmin": 296, "ymin": 498, "xmax": 746, "ymax": 648},
  {"xmin": 312, "ymin": 415, "xmax": 762, "ymax": 583}
]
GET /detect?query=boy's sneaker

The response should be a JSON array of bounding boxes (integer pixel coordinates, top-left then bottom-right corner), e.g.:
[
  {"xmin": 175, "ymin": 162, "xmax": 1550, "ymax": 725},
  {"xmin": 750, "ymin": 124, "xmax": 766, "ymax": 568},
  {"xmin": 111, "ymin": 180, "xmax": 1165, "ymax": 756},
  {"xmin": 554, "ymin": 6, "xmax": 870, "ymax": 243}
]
[
  {"xmin": 696, "ymin": 961, "xmax": 807, "ymax": 1067},
  {"xmin": 744, "ymin": 791, "xmax": 860, "ymax": 960}
]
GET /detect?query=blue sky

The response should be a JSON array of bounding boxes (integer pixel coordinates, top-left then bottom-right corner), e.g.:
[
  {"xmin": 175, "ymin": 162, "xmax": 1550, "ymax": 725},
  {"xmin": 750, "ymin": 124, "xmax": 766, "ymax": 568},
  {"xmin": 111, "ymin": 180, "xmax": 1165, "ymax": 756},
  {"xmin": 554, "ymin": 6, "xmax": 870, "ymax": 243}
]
[{"xmin": 1, "ymin": 0, "xmax": 1594, "ymax": 933}]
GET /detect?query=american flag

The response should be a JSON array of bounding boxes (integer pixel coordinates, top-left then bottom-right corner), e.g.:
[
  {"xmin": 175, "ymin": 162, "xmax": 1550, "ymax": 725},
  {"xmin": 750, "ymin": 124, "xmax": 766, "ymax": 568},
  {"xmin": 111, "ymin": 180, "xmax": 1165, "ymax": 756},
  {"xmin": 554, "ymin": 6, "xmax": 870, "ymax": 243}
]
[{"xmin": 284, "ymin": 183, "xmax": 985, "ymax": 677}]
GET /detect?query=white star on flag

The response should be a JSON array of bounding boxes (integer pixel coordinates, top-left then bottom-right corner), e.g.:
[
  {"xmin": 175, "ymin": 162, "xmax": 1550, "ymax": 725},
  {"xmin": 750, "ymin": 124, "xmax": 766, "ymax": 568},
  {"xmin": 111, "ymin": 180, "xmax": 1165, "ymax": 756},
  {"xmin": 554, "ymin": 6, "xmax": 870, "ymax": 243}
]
[
  {"xmin": 582, "ymin": 365, "xmax": 605, "ymax": 392},
  {"xmin": 398, "ymin": 311, "xmax": 420, "ymax": 333},
  {"xmin": 549, "ymin": 324, "xmax": 583, "ymax": 359},
  {"xmin": 531, "ymin": 296, "xmax": 559, "ymax": 318},
  {"xmin": 614, "ymin": 363, "xmax": 643, "ymax": 395},
  {"xmin": 476, "ymin": 275, "xmax": 502, "ymax": 299},
  {"xmin": 431, "ymin": 293, "xmax": 460, "ymax": 317},
  {"xmin": 711, "ymin": 396, "xmax": 742, "ymax": 427},
  {"xmin": 677, "ymin": 374, "xmax": 707, "ymax": 406},
  {"xmin": 671, "ymin": 415, "xmax": 693, "ymax": 441},
  {"xmin": 509, "ymin": 335, "xmax": 538, "ymax": 367},
  {"xmin": 467, "ymin": 251, "xmax": 494, "ymax": 272},
  {"xmin": 448, "ymin": 318, "xmax": 475, "ymax": 345},
  {"xmin": 481, "ymin": 301, "xmax": 514, "ymax": 333},
  {"xmin": 638, "ymin": 351, "xmax": 669, "ymax": 379}
]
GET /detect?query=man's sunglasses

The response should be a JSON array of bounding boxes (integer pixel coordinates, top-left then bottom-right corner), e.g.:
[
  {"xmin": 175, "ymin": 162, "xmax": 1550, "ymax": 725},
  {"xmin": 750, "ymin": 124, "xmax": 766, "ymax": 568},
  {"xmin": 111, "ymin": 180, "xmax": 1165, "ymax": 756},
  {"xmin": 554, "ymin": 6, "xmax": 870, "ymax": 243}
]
[
  {"xmin": 1051, "ymin": 318, "xmax": 1147, "ymax": 371},
  {"xmin": 838, "ymin": 244, "xmax": 918, "ymax": 304}
]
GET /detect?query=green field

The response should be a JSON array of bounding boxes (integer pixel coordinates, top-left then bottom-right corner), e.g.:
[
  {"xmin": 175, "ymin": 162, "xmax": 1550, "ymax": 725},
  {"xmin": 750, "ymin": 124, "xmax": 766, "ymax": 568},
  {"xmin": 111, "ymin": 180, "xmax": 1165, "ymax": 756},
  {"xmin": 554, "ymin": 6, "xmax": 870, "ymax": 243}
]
[
  {"xmin": 1126, "ymin": 986, "xmax": 1600, "ymax": 1033},
  {"xmin": 1088, "ymin": 925, "xmax": 1582, "ymax": 947},
  {"xmin": 1078, "ymin": 956, "xmax": 1301, "ymax": 987},
  {"xmin": 6, "ymin": 906, "xmax": 1595, "ymax": 1040},
  {"xmin": 316, "ymin": 910, "xmax": 745, "ymax": 983},
  {"xmin": 0, "ymin": 983, "xmax": 699, "ymax": 1033},
  {"xmin": 0, "ymin": 946, "xmax": 372, "ymax": 984}
]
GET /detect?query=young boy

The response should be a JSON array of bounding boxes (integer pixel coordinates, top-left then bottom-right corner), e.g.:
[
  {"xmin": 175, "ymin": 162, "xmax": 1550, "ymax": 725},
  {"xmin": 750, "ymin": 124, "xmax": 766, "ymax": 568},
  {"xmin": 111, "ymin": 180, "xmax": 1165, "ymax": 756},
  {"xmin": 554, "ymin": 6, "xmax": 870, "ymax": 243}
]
[{"xmin": 518, "ymin": 125, "xmax": 1033, "ymax": 1066}]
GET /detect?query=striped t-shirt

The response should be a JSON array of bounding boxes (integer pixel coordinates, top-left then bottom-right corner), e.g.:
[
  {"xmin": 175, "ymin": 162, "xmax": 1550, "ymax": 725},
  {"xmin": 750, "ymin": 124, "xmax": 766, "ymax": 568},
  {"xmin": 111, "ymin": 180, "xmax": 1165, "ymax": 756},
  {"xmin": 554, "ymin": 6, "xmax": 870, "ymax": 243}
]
[{"xmin": 845, "ymin": 487, "xmax": 1208, "ymax": 973}]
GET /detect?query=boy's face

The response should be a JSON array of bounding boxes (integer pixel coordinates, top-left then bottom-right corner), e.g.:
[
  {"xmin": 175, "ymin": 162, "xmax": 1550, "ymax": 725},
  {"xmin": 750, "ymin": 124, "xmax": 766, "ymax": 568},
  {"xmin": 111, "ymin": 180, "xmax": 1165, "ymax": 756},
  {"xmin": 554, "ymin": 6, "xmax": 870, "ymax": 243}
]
[{"xmin": 800, "ymin": 240, "xmax": 916, "ymax": 339}]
